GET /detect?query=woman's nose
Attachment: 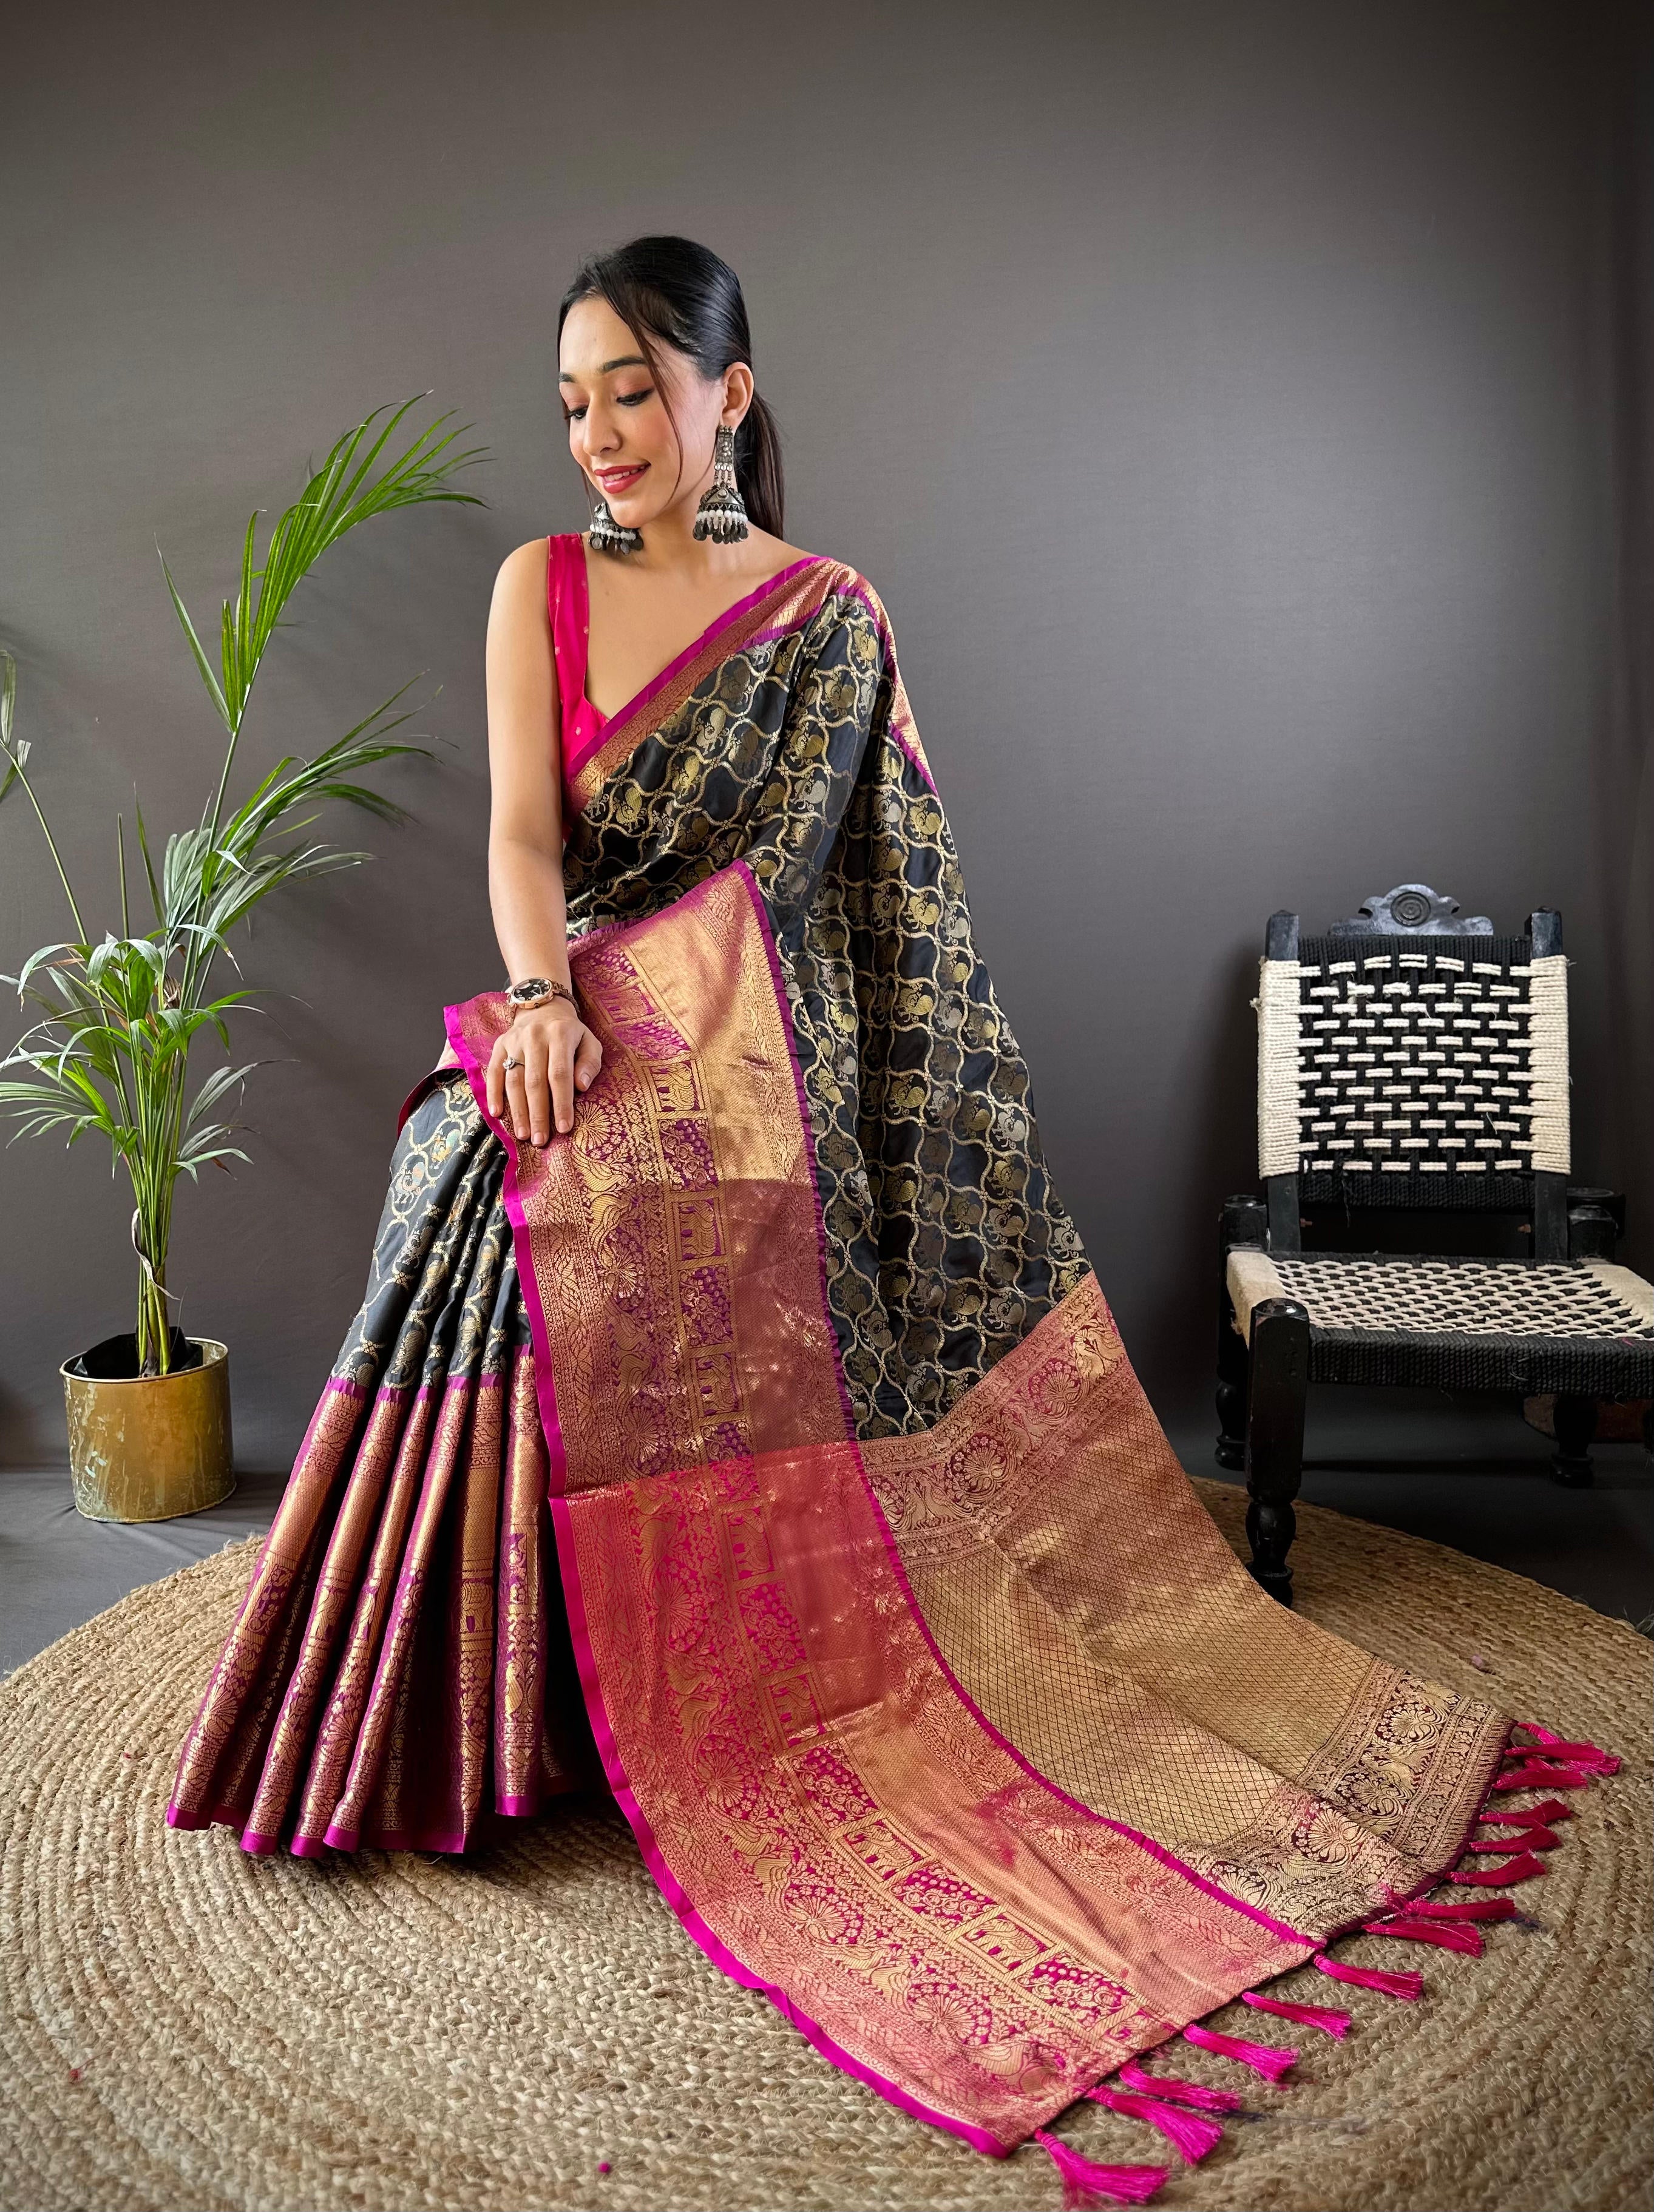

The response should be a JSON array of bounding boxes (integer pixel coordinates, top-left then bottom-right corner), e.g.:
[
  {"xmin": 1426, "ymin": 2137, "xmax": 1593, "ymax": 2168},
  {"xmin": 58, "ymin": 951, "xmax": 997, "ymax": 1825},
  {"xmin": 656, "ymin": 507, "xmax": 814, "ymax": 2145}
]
[{"xmin": 580, "ymin": 401, "xmax": 622, "ymax": 458}]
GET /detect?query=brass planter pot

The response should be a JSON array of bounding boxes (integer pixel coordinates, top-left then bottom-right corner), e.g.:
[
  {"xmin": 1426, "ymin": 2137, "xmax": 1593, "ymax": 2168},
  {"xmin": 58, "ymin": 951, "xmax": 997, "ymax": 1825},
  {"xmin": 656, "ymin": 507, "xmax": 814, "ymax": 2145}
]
[{"xmin": 61, "ymin": 1337, "xmax": 234, "ymax": 1523}]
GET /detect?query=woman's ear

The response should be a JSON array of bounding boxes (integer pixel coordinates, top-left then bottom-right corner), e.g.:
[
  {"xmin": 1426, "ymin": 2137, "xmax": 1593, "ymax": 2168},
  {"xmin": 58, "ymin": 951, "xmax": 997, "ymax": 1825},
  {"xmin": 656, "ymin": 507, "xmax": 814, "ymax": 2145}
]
[{"xmin": 721, "ymin": 361, "xmax": 754, "ymax": 426}]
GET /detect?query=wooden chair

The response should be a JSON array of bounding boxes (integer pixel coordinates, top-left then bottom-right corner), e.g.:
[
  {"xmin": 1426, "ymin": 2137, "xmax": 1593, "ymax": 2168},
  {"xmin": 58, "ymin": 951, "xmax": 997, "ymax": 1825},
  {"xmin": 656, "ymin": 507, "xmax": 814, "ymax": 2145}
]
[{"xmin": 1216, "ymin": 882, "xmax": 1654, "ymax": 1603}]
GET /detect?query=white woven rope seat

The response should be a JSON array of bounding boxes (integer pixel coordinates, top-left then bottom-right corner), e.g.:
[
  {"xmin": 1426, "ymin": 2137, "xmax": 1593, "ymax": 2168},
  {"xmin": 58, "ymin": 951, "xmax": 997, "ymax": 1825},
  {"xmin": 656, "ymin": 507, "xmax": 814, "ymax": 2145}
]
[
  {"xmin": 1227, "ymin": 1251, "xmax": 1654, "ymax": 1343},
  {"xmin": 1225, "ymin": 1248, "xmax": 1654, "ymax": 1398}
]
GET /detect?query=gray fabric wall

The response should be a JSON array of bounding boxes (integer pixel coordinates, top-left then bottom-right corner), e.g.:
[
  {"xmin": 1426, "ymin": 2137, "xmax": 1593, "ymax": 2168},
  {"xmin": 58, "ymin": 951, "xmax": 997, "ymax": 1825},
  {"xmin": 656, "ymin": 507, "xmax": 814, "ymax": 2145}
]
[{"xmin": 3, "ymin": 0, "xmax": 1647, "ymax": 1469}]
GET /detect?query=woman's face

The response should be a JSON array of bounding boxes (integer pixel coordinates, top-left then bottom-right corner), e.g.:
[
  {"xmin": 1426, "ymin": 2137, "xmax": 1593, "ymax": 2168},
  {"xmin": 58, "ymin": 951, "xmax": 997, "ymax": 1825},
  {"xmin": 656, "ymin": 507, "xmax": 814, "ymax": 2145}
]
[{"xmin": 558, "ymin": 294, "xmax": 745, "ymax": 535}]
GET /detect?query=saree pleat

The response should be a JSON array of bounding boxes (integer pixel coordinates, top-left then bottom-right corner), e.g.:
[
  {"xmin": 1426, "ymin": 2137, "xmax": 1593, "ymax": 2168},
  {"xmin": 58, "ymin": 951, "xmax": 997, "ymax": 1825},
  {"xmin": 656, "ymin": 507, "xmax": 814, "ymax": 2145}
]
[
  {"xmin": 169, "ymin": 1078, "xmax": 594, "ymax": 1856},
  {"xmin": 173, "ymin": 546, "xmax": 1610, "ymax": 2161}
]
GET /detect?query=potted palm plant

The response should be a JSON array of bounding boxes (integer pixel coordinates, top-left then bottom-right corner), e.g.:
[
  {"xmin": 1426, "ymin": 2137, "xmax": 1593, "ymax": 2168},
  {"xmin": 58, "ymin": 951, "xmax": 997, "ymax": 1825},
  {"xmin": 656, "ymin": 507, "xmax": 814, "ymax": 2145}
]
[{"xmin": 0, "ymin": 401, "xmax": 483, "ymax": 1520}]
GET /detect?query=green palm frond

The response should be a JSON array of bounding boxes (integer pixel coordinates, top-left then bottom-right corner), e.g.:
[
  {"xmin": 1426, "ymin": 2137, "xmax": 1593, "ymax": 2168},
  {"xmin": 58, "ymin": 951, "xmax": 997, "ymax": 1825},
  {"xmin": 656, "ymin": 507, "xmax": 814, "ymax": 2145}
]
[
  {"xmin": 0, "ymin": 401, "xmax": 484, "ymax": 1371},
  {"xmin": 0, "ymin": 649, "xmax": 24, "ymax": 807}
]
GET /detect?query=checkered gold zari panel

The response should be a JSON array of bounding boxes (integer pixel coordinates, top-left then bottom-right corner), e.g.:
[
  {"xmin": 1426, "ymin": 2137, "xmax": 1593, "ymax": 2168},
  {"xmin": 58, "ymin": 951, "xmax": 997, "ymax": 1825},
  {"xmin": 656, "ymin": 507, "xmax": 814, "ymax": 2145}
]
[{"xmin": 1257, "ymin": 935, "xmax": 1569, "ymax": 1187}]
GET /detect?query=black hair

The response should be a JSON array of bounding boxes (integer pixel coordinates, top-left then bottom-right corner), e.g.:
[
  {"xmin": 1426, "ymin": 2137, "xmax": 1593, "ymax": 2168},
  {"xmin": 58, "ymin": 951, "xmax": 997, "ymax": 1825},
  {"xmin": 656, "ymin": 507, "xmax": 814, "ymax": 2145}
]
[{"xmin": 557, "ymin": 235, "xmax": 784, "ymax": 538}]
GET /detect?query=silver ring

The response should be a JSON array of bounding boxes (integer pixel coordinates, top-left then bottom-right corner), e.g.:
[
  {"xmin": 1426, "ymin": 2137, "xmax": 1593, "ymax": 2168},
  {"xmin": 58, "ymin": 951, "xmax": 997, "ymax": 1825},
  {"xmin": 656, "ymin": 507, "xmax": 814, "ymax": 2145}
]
[{"xmin": 503, "ymin": 1055, "xmax": 523, "ymax": 1072}]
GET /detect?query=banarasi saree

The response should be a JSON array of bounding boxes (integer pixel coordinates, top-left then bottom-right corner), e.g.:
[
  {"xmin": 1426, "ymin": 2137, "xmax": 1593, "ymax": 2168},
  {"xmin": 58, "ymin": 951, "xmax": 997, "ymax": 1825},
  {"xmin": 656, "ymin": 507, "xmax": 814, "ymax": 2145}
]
[{"xmin": 171, "ymin": 539, "xmax": 1617, "ymax": 2197}]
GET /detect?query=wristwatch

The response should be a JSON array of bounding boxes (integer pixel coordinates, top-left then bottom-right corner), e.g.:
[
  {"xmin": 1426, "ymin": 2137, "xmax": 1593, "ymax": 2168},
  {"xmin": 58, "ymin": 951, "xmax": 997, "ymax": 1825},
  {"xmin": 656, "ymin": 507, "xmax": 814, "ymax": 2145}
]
[{"xmin": 506, "ymin": 976, "xmax": 577, "ymax": 1013}]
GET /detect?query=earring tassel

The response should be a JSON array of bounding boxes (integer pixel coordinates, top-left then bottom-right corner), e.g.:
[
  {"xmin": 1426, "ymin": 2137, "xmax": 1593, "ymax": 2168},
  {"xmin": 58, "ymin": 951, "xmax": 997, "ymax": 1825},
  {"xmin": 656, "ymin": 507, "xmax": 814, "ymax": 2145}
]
[
  {"xmin": 589, "ymin": 496, "xmax": 642, "ymax": 556},
  {"xmin": 691, "ymin": 489, "xmax": 750, "ymax": 544},
  {"xmin": 1034, "ymin": 2131, "xmax": 1167, "ymax": 2207},
  {"xmin": 693, "ymin": 424, "xmax": 750, "ymax": 544}
]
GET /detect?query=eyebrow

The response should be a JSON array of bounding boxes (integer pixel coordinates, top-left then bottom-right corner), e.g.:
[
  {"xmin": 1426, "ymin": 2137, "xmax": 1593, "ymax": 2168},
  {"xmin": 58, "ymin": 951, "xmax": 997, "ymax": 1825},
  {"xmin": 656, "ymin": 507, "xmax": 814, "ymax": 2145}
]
[{"xmin": 558, "ymin": 354, "xmax": 649, "ymax": 384}]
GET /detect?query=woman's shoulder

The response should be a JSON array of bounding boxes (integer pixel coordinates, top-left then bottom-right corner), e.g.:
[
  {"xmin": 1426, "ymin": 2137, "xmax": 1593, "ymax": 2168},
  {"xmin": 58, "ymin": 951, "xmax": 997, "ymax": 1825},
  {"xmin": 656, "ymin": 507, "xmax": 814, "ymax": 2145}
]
[
  {"xmin": 496, "ymin": 535, "xmax": 552, "ymax": 586},
  {"xmin": 794, "ymin": 550, "xmax": 891, "ymax": 633}
]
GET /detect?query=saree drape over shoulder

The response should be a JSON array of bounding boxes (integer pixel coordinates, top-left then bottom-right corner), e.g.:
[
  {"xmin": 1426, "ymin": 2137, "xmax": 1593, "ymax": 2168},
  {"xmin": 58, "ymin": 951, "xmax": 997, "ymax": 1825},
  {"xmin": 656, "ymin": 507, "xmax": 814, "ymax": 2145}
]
[{"xmin": 171, "ymin": 543, "xmax": 1609, "ymax": 2163}]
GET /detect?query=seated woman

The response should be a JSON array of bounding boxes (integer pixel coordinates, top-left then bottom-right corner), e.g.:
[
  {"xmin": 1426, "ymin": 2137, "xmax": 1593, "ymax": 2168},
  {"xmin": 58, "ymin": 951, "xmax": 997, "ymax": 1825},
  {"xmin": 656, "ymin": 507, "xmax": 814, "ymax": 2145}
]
[{"xmin": 171, "ymin": 235, "xmax": 1544, "ymax": 2173}]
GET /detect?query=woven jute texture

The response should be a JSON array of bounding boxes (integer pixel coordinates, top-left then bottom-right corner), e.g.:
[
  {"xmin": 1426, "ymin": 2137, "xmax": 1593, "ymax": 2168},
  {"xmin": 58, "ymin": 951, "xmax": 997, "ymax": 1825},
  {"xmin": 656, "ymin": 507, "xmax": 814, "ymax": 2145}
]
[{"xmin": 1, "ymin": 1480, "xmax": 1648, "ymax": 2212}]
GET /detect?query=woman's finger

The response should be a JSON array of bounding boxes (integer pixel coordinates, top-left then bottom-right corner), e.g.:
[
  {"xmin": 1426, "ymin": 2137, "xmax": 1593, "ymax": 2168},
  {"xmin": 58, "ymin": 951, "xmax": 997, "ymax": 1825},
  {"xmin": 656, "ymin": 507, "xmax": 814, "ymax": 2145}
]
[
  {"xmin": 486, "ymin": 1033, "xmax": 508, "ymax": 1122},
  {"xmin": 504, "ymin": 1054, "xmax": 530, "ymax": 1144},
  {"xmin": 524, "ymin": 1037, "xmax": 553, "ymax": 1147},
  {"xmin": 549, "ymin": 1033, "xmax": 576, "ymax": 1136},
  {"xmin": 573, "ymin": 1026, "xmax": 603, "ymax": 1093}
]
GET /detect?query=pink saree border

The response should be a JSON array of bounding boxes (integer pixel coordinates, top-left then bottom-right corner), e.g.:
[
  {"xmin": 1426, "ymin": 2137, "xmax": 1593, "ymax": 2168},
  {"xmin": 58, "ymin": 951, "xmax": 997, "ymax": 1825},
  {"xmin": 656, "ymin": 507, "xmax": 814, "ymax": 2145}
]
[
  {"xmin": 549, "ymin": 1489, "xmax": 1009, "ymax": 2160},
  {"xmin": 442, "ymin": 939, "xmax": 1005, "ymax": 2159}
]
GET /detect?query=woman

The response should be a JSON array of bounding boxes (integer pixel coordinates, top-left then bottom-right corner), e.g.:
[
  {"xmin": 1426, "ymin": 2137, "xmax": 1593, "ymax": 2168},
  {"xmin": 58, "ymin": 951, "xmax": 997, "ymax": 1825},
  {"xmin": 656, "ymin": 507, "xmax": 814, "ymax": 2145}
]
[{"xmin": 171, "ymin": 238, "xmax": 1579, "ymax": 2187}]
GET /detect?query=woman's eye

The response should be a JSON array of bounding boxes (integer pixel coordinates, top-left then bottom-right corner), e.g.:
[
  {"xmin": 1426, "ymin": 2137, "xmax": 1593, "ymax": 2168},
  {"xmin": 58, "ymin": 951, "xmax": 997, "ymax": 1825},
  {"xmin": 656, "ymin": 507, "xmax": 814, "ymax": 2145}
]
[
  {"xmin": 564, "ymin": 405, "xmax": 587, "ymax": 424},
  {"xmin": 616, "ymin": 387, "xmax": 653, "ymax": 407}
]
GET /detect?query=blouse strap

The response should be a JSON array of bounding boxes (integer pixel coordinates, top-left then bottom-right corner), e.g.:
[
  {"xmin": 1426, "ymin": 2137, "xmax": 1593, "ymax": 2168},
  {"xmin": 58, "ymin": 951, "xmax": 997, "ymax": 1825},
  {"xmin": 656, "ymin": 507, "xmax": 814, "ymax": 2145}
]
[{"xmin": 546, "ymin": 533, "xmax": 589, "ymax": 775}]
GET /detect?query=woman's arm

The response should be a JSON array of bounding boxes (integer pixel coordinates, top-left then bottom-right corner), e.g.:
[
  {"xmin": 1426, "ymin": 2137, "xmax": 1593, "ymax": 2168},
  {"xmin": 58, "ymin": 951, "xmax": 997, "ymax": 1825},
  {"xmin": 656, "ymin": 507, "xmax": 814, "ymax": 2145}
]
[{"xmin": 484, "ymin": 539, "xmax": 602, "ymax": 1146}]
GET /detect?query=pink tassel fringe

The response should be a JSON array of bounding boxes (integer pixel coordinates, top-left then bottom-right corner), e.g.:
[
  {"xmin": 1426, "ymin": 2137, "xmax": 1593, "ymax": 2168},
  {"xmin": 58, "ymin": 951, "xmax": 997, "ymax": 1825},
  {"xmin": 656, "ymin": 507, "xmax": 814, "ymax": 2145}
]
[
  {"xmin": 1450, "ymin": 1850, "xmax": 1545, "ymax": 1886},
  {"xmin": 1088, "ymin": 2085, "xmax": 1223, "ymax": 2163},
  {"xmin": 1383, "ymin": 1893, "xmax": 1518, "ymax": 1923},
  {"xmin": 1477, "ymin": 1799, "xmax": 1572, "ymax": 1829},
  {"xmin": 1315, "ymin": 1955, "xmax": 1423, "ymax": 2000},
  {"xmin": 1071, "ymin": 1719, "xmax": 1616, "ymax": 2204},
  {"xmin": 1363, "ymin": 1915, "xmax": 1483, "ymax": 1955},
  {"xmin": 1241, "ymin": 1990, "xmax": 1351, "ymax": 2038},
  {"xmin": 1115, "ymin": 2061, "xmax": 1242, "ymax": 2114},
  {"xmin": 1182, "ymin": 2021, "xmax": 1297, "ymax": 2080},
  {"xmin": 1034, "ymin": 2131, "xmax": 1168, "ymax": 2207},
  {"xmin": 1493, "ymin": 1761, "xmax": 1590, "ymax": 1791},
  {"xmin": 1514, "ymin": 1722, "xmax": 1620, "ymax": 1775}
]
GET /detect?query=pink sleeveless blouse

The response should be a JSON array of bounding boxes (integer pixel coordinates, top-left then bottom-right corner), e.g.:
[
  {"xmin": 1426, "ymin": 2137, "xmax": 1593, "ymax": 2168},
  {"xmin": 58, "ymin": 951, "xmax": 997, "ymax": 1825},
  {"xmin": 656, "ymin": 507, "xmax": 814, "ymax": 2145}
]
[{"xmin": 546, "ymin": 532, "xmax": 604, "ymax": 803}]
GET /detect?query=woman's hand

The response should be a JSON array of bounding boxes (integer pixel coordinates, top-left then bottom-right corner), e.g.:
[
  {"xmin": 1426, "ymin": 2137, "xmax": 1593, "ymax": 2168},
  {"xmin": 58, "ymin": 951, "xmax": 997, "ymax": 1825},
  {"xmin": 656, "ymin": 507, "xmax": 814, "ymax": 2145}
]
[{"xmin": 486, "ymin": 999, "xmax": 603, "ymax": 1146}]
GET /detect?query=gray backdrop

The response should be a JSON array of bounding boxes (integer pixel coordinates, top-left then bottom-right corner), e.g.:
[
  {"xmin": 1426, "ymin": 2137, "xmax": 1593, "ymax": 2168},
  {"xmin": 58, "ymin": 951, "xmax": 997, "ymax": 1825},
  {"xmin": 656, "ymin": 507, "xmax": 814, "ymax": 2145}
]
[{"xmin": 3, "ymin": 0, "xmax": 1649, "ymax": 1469}]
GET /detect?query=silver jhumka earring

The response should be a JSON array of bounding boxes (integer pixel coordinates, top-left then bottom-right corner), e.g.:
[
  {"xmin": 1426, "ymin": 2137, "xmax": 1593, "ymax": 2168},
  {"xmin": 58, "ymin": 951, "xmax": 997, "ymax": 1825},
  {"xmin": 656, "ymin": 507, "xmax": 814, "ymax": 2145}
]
[
  {"xmin": 589, "ymin": 493, "xmax": 643, "ymax": 556},
  {"xmin": 693, "ymin": 425, "xmax": 749, "ymax": 543}
]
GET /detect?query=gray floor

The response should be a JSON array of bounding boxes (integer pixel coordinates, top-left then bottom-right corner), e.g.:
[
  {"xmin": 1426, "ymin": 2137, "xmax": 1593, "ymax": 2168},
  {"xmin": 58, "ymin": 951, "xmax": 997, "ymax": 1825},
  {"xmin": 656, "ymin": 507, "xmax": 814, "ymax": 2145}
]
[
  {"xmin": 2, "ymin": 1389, "xmax": 1650, "ymax": 1678},
  {"xmin": 1, "ymin": 1466, "xmax": 288, "ymax": 1677},
  {"xmin": 1168, "ymin": 1386, "xmax": 1654, "ymax": 1630}
]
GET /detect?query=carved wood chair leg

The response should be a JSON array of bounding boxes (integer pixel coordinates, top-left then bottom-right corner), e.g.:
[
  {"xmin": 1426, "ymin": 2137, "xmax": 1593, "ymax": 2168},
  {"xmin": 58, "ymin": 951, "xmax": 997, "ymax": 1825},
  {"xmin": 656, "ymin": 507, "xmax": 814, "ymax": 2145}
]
[
  {"xmin": 1215, "ymin": 1295, "xmax": 1247, "ymax": 1471},
  {"xmin": 1244, "ymin": 1297, "xmax": 1310, "ymax": 1605},
  {"xmin": 1550, "ymin": 1393, "xmax": 1596, "ymax": 1489},
  {"xmin": 1216, "ymin": 1196, "xmax": 1266, "ymax": 1473}
]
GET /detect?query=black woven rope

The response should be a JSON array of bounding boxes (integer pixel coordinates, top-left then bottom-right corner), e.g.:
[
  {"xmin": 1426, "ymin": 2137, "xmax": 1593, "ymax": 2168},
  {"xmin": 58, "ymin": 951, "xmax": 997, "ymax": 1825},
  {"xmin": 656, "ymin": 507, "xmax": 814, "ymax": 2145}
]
[
  {"xmin": 1307, "ymin": 1330, "xmax": 1654, "ymax": 1396},
  {"xmin": 1298, "ymin": 933, "xmax": 1536, "ymax": 969},
  {"xmin": 1287, "ymin": 931, "xmax": 1547, "ymax": 1208},
  {"xmin": 1298, "ymin": 1172, "xmax": 1535, "ymax": 1212}
]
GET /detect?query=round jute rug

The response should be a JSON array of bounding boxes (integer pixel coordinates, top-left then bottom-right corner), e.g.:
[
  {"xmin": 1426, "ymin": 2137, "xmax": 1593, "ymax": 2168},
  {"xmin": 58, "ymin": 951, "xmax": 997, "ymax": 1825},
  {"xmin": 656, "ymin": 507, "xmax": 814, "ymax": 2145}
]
[{"xmin": 1, "ymin": 1480, "xmax": 1648, "ymax": 2212}]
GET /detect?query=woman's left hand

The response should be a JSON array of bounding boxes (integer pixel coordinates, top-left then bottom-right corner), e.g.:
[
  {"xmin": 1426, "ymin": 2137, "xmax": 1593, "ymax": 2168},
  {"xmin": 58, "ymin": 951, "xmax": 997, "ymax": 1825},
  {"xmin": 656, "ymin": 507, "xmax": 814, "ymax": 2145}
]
[{"xmin": 486, "ymin": 999, "xmax": 603, "ymax": 1146}]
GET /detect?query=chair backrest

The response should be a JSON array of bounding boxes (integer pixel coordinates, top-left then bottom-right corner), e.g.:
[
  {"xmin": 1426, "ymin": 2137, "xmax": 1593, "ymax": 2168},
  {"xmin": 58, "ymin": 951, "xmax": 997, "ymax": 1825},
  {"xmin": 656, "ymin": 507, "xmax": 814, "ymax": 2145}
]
[{"xmin": 1254, "ymin": 885, "xmax": 1570, "ymax": 1257}]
